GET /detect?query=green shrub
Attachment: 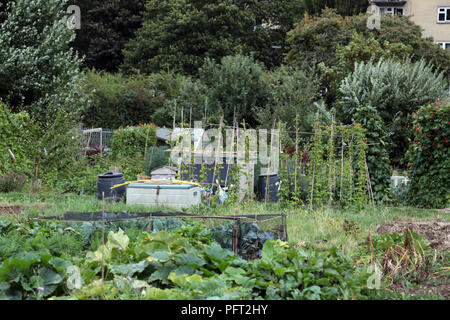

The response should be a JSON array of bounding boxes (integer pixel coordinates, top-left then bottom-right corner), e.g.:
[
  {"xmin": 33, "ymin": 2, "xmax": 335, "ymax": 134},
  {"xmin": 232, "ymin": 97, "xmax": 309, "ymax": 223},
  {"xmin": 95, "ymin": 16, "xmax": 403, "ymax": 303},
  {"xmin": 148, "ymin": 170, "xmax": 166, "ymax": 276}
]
[
  {"xmin": 198, "ymin": 54, "xmax": 270, "ymax": 127},
  {"xmin": 405, "ymin": 102, "xmax": 450, "ymax": 208},
  {"xmin": 339, "ymin": 59, "xmax": 448, "ymax": 166},
  {"xmin": 159, "ymin": 54, "xmax": 271, "ymax": 127},
  {"xmin": 111, "ymin": 124, "xmax": 157, "ymax": 159},
  {"xmin": 257, "ymin": 65, "xmax": 320, "ymax": 134},
  {"xmin": 152, "ymin": 76, "xmax": 209, "ymax": 127},
  {"xmin": 0, "ymin": 173, "xmax": 27, "ymax": 193},
  {"xmin": 41, "ymin": 153, "xmax": 149, "ymax": 195},
  {"xmin": 1, "ymin": 102, "xmax": 83, "ymax": 188}
]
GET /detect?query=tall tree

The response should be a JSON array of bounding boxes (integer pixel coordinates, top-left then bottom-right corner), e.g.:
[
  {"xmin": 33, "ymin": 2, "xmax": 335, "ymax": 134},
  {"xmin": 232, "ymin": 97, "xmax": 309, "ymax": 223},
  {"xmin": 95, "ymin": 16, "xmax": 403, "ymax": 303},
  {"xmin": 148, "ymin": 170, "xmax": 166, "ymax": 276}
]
[
  {"xmin": 0, "ymin": 0, "xmax": 86, "ymax": 124},
  {"xmin": 302, "ymin": 0, "xmax": 368, "ymax": 16},
  {"xmin": 248, "ymin": 0, "xmax": 306, "ymax": 69},
  {"xmin": 122, "ymin": 0, "xmax": 257, "ymax": 75},
  {"xmin": 286, "ymin": 9, "xmax": 450, "ymax": 104},
  {"xmin": 0, "ymin": 0, "xmax": 88, "ymax": 179},
  {"xmin": 72, "ymin": 0, "xmax": 146, "ymax": 72}
]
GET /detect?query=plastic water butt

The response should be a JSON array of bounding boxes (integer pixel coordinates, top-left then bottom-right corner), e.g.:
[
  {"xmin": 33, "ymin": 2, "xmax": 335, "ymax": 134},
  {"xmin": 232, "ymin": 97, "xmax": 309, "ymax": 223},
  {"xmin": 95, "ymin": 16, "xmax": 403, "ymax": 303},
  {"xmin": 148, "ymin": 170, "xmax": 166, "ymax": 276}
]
[
  {"xmin": 257, "ymin": 173, "xmax": 281, "ymax": 202},
  {"xmin": 97, "ymin": 172, "xmax": 126, "ymax": 200}
]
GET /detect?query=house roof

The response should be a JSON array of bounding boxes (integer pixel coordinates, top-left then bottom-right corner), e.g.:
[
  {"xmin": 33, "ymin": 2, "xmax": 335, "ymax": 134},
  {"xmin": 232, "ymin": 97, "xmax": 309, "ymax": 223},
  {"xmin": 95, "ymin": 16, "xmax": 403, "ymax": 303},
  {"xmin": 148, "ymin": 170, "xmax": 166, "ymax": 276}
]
[{"xmin": 151, "ymin": 166, "xmax": 179, "ymax": 174}]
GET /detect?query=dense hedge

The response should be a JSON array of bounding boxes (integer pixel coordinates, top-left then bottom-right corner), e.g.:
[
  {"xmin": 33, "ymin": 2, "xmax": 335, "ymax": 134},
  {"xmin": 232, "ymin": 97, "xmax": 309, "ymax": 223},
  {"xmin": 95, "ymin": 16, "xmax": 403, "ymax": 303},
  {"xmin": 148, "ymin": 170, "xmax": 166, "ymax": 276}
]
[
  {"xmin": 405, "ymin": 102, "xmax": 450, "ymax": 208},
  {"xmin": 81, "ymin": 71, "xmax": 184, "ymax": 129},
  {"xmin": 111, "ymin": 124, "xmax": 158, "ymax": 160}
]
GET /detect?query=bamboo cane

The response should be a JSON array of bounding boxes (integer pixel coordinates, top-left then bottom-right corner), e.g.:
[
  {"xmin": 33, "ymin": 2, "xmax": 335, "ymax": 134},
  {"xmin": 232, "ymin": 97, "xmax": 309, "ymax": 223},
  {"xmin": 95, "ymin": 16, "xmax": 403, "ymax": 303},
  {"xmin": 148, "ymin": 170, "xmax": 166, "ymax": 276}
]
[
  {"xmin": 309, "ymin": 123, "xmax": 318, "ymax": 212},
  {"xmin": 101, "ymin": 192, "xmax": 105, "ymax": 299}
]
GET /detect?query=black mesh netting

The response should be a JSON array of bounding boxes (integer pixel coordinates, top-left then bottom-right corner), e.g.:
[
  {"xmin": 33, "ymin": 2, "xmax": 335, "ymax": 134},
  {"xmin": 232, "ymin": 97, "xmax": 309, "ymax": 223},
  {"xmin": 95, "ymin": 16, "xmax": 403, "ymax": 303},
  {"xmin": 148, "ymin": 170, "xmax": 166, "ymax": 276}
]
[{"xmin": 32, "ymin": 211, "xmax": 287, "ymax": 259}]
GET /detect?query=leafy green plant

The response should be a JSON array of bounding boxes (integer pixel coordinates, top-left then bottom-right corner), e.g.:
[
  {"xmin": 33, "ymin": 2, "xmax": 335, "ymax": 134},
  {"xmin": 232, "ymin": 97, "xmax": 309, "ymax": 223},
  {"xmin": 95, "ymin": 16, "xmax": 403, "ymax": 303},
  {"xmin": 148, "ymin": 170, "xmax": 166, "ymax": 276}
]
[
  {"xmin": 81, "ymin": 71, "xmax": 174, "ymax": 128},
  {"xmin": 306, "ymin": 120, "xmax": 370, "ymax": 209},
  {"xmin": 351, "ymin": 105, "xmax": 392, "ymax": 202},
  {"xmin": 0, "ymin": 250, "xmax": 72, "ymax": 300},
  {"xmin": 0, "ymin": 103, "xmax": 33, "ymax": 177},
  {"xmin": 405, "ymin": 102, "xmax": 450, "ymax": 208},
  {"xmin": 0, "ymin": 173, "xmax": 27, "ymax": 193}
]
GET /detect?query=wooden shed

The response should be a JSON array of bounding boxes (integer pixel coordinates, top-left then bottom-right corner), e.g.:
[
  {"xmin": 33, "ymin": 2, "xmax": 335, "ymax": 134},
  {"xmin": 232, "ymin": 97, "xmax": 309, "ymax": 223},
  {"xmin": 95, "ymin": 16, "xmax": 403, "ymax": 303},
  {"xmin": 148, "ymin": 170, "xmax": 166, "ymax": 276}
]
[{"xmin": 150, "ymin": 166, "xmax": 178, "ymax": 180}]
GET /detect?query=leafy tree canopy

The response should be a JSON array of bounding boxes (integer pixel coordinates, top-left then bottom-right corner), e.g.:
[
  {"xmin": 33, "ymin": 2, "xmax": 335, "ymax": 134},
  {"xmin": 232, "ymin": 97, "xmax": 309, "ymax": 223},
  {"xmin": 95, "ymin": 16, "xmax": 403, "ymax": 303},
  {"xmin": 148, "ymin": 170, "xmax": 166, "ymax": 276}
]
[
  {"xmin": 302, "ymin": 0, "xmax": 369, "ymax": 16},
  {"xmin": 286, "ymin": 9, "xmax": 450, "ymax": 106},
  {"xmin": 71, "ymin": 0, "xmax": 146, "ymax": 72},
  {"xmin": 286, "ymin": 9, "xmax": 450, "ymax": 79},
  {"xmin": 0, "ymin": 0, "xmax": 86, "ymax": 126},
  {"xmin": 122, "ymin": 0, "xmax": 312, "ymax": 75},
  {"xmin": 122, "ymin": 0, "xmax": 259, "ymax": 75}
]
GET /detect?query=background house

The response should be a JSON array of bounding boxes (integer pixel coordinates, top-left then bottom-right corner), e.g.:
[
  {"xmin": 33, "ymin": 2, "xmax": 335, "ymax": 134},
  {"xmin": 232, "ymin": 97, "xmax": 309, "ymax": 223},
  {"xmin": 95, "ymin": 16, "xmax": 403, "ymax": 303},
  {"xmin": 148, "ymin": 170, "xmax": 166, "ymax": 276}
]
[{"xmin": 369, "ymin": 0, "xmax": 450, "ymax": 49}]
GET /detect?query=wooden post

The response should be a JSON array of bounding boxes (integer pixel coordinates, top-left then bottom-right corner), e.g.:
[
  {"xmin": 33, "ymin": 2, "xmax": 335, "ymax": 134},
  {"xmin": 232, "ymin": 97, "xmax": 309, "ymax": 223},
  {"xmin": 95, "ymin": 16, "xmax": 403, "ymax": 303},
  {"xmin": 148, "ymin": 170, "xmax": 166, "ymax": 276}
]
[
  {"xmin": 224, "ymin": 115, "xmax": 236, "ymax": 188},
  {"xmin": 100, "ymin": 128, "xmax": 103, "ymax": 157},
  {"xmin": 294, "ymin": 115, "xmax": 299, "ymax": 197},
  {"xmin": 328, "ymin": 115, "xmax": 335, "ymax": 208},
  {"xmin": 280, "ymin": 213, "xmax": 287, "ymax": 241},
  {"xmin": 232, "ymin": 218, "xmax": 239, "ymax": 256},
  {"xmin": 364, "ymin": 154, "xmax": 375, "ymax": 205},
  {"xmin": 204, "ymin": 97, "xmax": 208, "ymax": 123},
  {"xmin": 181, "ymin": 105, "xmax": 184, "ymax": 128},
  {"xmin": 211, "ymin": 116, "xmax": 224, "ymax": 192},
  {"xmin": 340, "ymin": 133, "xmax": 344, "ymax": 203},
  {"xmin": 173, "ymin": 100, "xmax": 177, "ymax": 130},
  {"xmin": 265, "ymin": 119, "xmax": 277, "ymax": 206},
  {"xmin": 101, "ymin": 191, "xmax": 105, "ymax": 299}
]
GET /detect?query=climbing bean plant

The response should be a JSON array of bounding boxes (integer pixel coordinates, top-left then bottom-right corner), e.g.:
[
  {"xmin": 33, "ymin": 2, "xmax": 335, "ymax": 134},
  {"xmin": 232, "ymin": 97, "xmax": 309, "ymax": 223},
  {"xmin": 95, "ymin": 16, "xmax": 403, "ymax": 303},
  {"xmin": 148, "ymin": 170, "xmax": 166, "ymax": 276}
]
[
  {"xmin": 278, "ymin": 117, "xmax": 371, "ymax": 210},
  {"xmin": 405, "ymin": 102, "xmax": 450, "ymax": 208}
]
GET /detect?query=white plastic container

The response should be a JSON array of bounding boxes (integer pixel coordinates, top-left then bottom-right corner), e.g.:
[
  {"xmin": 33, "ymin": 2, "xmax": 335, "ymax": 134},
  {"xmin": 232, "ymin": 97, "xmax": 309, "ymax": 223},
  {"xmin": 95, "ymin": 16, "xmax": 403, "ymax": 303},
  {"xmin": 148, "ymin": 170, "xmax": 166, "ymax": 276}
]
[{"xmin": 126, "ymin": 182, "xmax": 201, "ymax": 209}]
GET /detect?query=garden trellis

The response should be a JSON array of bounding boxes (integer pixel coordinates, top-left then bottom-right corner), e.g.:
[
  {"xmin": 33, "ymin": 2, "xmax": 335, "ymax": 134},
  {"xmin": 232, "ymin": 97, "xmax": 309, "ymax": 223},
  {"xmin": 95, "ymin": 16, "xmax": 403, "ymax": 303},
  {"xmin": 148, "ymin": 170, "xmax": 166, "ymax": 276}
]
[
  {"xmin": 278, "ymin": 118, "xmax": 376, "ymax": 210},
  {"xmin": 167, "ymin": 117, "xmax": 379, "ymax": 209}
]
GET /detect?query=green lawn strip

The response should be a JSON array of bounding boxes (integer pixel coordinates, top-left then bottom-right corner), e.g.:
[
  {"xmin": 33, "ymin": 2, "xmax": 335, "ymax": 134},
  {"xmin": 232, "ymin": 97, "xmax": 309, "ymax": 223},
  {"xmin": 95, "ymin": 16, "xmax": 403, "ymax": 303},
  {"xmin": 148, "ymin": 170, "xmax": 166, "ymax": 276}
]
[{"xmin": 286, "ymin": 206, "xmax": 446, "ymax": 255}]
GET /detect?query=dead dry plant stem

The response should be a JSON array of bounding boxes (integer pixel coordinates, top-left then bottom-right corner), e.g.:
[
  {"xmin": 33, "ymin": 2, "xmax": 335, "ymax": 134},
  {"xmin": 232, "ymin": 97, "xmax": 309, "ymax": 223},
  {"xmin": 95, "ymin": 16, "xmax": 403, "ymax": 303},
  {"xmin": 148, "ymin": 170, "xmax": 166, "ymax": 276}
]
[
  {"xmin": 0, "ymin": 196, "xmax": 27, "ymax": 232},
  {"xmin": 0, "ymin": 203, "xmax": 22, "ymax": 227},
  {"xmin": 388, "ymin": 248, "xmax": 409, "ymax": 280}
]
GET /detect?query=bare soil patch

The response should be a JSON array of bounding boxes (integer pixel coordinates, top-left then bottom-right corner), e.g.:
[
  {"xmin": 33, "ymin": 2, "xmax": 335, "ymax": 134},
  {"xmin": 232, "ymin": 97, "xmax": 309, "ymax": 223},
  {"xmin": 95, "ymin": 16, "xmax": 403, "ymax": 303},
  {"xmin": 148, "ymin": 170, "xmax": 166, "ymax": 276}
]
[
  {"xmin": 389, "ymin": 275, "xmax": 450, "ymax": 299},
  {"xmin": 0, "ymin": 205, "xmax": 26, "ymax": 215},
  {"xmin": 0, "ymin": 204, "xmax": 46, "ymax": 216},
  {"xmin": 376, "ymin": 220, "xmax": 449, "ymax": 299},
  {"xmin": 376, "ymin": 220, "xmax": 450, "ymax": 251}
]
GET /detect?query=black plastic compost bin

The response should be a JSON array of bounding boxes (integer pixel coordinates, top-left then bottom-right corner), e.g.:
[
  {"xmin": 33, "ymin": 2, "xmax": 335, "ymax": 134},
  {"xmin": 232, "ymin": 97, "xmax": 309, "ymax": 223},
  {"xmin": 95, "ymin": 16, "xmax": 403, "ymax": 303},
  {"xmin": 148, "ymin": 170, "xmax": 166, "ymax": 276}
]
[
  {"xmin": 97, "ymin": 172, "xmax": 126, "ymax": 200},
  {"xmin": 257, "ymin": 173, "xmax": 281, "ymax": 202}
]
